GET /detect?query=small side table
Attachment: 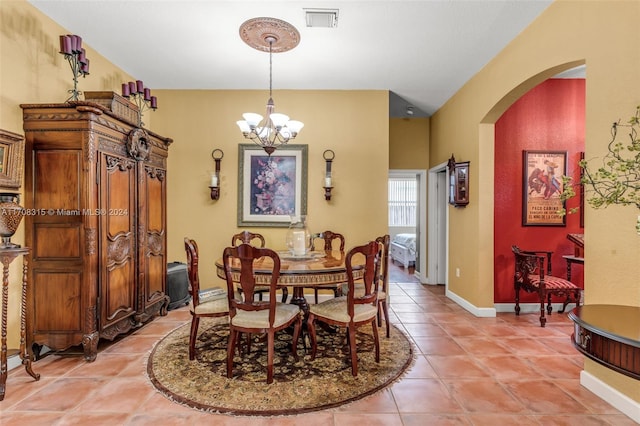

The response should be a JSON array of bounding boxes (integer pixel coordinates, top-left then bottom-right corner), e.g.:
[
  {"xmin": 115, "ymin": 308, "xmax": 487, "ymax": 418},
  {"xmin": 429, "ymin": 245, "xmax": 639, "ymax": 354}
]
[
  {"xmin": 0, "ymin": 247, "xmax": 40, "ymax": 401},
  {"xmin": 568, "ymin": 304, "xmax": 640, "ymax": 380},
  {"xmin": 562, "ymin": 255, "xmax": 584, "ymax": 281}
]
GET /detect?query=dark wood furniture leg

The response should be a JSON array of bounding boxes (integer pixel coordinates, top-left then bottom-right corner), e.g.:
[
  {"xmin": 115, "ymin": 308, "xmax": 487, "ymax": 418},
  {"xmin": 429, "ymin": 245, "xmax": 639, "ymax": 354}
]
[{"xmin": 1, "ymin": 248, "xmax": 39, "ymax": 401}]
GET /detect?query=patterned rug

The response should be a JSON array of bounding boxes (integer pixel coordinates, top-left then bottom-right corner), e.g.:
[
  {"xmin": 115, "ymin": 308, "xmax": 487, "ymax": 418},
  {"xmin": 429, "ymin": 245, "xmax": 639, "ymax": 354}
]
[{"xmin": 147, "ymin": 317, "xmax": 414, "ymax": 416}]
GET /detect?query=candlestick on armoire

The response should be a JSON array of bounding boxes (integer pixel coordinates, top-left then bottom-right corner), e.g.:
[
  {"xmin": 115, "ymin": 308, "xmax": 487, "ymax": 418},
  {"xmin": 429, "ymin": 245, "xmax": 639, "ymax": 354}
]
[
  {"xmin": 121, "ymin": 80, "xmax": 158, "ymax": 127},
  {"xmin": 59, "ymin": 34, "xmax": 90, "ymax": 102}
]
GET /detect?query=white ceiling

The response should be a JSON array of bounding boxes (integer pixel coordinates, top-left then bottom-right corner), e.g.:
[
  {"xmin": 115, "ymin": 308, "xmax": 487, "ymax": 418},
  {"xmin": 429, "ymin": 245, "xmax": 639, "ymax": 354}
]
[{"xmin": 28, "ymin": 0, "xmax": 553, "ymax": 117}]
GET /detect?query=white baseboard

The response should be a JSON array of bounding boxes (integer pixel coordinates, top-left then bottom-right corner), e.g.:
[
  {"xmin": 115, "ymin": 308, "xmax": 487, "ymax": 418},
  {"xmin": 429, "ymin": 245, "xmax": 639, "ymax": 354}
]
[
  {"xmin": 494, "ymin": 302, "xmax": 578, "ymax": 314},
  {"xmin": 580, "ymin": 370, "xmax": 640, "ymax": 423},
  {"xmin": 446, "ymin": 289, "xmax": 496, "ymax": 317},
  {"xmin": 7, "ymin": 353, "xmax": 21, "ymax": 372}
]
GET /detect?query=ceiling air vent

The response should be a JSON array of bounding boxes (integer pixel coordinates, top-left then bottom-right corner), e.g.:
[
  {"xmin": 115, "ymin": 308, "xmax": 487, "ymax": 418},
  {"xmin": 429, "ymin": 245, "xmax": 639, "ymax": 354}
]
[{"xmin": 304, "ymin": 8, "xmax": 338, "ymax": 28}]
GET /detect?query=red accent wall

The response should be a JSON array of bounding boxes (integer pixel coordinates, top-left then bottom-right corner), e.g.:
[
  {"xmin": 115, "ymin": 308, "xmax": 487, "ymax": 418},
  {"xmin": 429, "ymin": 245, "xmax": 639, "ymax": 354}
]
[{"xmin": 494, "ymin": 79, "xmax": 585, "ymax": 304}]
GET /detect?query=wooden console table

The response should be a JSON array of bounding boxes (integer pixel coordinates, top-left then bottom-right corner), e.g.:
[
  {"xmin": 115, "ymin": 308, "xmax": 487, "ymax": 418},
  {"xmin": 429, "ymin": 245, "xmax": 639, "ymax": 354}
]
[
  {"xmin": 562, "ymin": 255, "xmax": 584, "ymax": 281},
  {"xmin": 0, "ymin": 247, "xmax": 40, "ymax": 401},
  {"xmin": 568, "ymin": 304, "xmax": 640, "ymax": 380}
]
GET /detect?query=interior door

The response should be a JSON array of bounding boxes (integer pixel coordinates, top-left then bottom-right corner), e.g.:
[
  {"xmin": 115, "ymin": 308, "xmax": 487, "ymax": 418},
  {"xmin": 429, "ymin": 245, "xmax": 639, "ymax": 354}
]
[{"xmin": 435, "ymin": 170, "xmax": 447, "ymax": 284}]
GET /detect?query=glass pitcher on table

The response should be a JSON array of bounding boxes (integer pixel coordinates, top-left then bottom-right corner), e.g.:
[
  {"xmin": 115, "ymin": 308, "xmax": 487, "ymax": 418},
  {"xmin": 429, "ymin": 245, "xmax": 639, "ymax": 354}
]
[{"xmin": 286, "ymin": 215, "xmax": 311, "ymax": 256}]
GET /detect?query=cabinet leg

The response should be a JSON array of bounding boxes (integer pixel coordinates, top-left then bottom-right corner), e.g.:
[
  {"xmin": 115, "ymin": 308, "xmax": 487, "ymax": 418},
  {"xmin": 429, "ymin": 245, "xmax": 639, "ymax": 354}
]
[
  {"xmin": 82, "ymin": 332, "xmax": 99, "ymax": 362},
  {"xmin": 159, "ymin": 295, "xmax": 170, "ymax": 317},
  {"xmin": 21, "ymin": 357, "xmax": 40, "ymax": 381}
]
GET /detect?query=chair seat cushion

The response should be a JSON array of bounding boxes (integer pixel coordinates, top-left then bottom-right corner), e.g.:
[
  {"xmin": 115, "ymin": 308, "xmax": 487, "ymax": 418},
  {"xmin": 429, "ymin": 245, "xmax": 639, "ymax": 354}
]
[
  {"xmin": 353, "ymin": 286, "xmax": 386, "ymax": 301},
  {"xmin": 309, "ymin": 296, "xmax": 378, "ymax": 323},
  {"xmin": 231, "ymin": 302, "xmax": 300, "ymax": 329},
  {"xmin": 190, "ymin": 296, "xmax": 229, "ymax": 315},
  {"xmin": 348, "ymin": 283, "xmax": 386, "ymax": 301},
  {"xmin": 528, "ymin": 274, "xmax": 578, "ymax": 290}
]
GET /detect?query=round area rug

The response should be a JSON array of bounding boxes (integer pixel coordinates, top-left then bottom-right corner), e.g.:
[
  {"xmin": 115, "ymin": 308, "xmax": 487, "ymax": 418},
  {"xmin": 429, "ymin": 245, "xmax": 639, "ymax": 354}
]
[{"xmin": 147, "ymin": 317, "xmax": 414, "ymax": 416}]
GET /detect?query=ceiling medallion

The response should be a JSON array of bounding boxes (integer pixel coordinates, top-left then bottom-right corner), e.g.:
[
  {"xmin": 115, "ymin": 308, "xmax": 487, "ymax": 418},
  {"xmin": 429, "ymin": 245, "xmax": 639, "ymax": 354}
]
[
  {"xmin": 239, "ymin": 17, "xmax": 300, "ymax": 53},
  {"xmin": 236, "ymin": 17, "xmax": 304, "ymax": 155}
]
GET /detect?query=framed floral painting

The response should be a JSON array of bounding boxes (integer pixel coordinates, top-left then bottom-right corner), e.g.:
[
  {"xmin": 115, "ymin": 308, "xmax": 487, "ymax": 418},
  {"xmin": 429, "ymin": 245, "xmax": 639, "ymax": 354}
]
[{"xmin": 238, "ymin": 144, "xmax": 308, "ymax": 227}]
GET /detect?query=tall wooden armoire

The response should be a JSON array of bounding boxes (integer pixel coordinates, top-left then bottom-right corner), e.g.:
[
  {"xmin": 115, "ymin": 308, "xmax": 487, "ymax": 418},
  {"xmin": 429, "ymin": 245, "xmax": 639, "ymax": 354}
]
[{"xmin": 21, "ymin": 94, "xmax": 172, "ymax": 361}]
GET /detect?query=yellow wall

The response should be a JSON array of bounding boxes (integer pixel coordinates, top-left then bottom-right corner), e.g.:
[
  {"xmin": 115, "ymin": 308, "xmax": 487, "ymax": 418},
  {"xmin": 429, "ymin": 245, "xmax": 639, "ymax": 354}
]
[
  {"xmin": 0, "ymin": 0, "xmax": 136, "ymax": 349},
  {"xmin": 389, "ymin": 117, "xmax": 429, "ymax": 170},
  {"xmin": 431, "ymin": 0, "xmax": 640, "ymax": 401},
  {"xmin": 389, "ymin": 117, "xmax": 430, "ymax": 275},
  {"xmin": 0, "ymin": 0, "xmax": 390, "ymax": 349},
  {"xmin": 152, "ymin": 89, "xmax": 389, "ymax": 288},
  {"xmin": 3, "ymin": 0, "xmax": 638, "ymax": 406}
]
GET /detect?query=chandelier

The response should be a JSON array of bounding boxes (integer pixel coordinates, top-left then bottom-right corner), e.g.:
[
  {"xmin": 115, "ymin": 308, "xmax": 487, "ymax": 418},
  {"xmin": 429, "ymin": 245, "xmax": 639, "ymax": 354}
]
[{"xmin": 236, "ymin": 17, "xmax": 304, "ymax": 155}]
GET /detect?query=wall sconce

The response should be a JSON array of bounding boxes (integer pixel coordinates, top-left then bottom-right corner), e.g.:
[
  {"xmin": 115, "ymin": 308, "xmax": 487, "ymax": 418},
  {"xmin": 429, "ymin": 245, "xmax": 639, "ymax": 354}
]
[
  {"xmin": 210, "ymin": 149, "xmax": 224, "ymax": 200},
  {"xmin": 323, "ymin": 149, "xmax": 335, "ymax": 200}
]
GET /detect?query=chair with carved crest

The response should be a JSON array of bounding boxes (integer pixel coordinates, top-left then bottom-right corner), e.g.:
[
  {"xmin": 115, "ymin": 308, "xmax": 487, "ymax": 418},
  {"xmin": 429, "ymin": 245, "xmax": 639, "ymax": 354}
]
[
  {"xmin": 307, "ymin": 230, "xmax": 346, "ymax": 304},
  {"xmin": 512, "ymin": 245, "xmax": 581, "ymax": 327},
  {"xmin": 184, "ymin": 237, "xmax": 230, "ymax": 360},
  {"xmin": 374, "ymin": 234, "xmax": 391, "ymax": 337},
  {"xmin": 231, "ymin": 231, "xmax": 277, "ymax": 302},
  {"xmin": 223, "ymin": 243, "xmax": 302, "ymax": 384},
  {"xmin": 347, "ymin": 235, "xmax": 391, "ymax": 337},
  {"xmin": 307, "ymin": 240, "xmax": 382, "ymax": 376}
]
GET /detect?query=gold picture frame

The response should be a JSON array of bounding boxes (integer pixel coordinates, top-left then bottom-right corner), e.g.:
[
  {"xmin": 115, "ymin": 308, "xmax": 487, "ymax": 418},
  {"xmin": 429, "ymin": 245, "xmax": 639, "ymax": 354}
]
[
  {"xmin": 0, "ymin": 129, "xmax": 25, "ymax": 189},
  {"xmin": 522, "ymin": 150, "xmax": 567, "ymax": 226},
  {"xmin": 237, "ymin": 144, "xmax": 308, "ymax": 227}
]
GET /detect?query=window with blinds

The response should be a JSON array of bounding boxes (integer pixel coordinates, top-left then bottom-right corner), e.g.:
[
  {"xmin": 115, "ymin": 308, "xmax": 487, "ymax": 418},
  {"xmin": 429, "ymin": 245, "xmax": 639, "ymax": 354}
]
[{"xmin": 388, "ymin": 177, "xmax": 417, "ymax": 226}]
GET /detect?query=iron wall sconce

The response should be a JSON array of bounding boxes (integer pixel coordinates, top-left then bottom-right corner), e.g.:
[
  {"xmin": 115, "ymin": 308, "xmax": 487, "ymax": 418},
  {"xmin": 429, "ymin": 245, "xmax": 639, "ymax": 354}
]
[
  {"xmin": 210, "ymin": 149, "xmax": 224, "ymax": 200},
  {"xmin": 323, "ymin": 149, "xmax": 335, "ymax": 200}
]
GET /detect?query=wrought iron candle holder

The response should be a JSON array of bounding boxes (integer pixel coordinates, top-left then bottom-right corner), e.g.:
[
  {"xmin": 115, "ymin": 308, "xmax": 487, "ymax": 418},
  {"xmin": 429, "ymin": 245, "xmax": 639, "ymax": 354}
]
[
  {"xmin": 121, "ymin": 80, "xmax": 157, "ymax": 127},
  {"xmin": 323, "ymin": 149, "xmax": 335, "ymax": 201},
  {"xmin": 59, "ymin": 35, "xmax": 90, "ymax": 102},
  {"xmin": 209, "ymin": 149, "xmax": 224, "ymax": 200}
]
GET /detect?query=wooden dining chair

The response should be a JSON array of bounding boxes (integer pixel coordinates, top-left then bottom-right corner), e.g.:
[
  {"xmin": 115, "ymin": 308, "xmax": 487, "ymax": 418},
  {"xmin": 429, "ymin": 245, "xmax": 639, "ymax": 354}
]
[
  {"xmin": 308, "ymin": 230, "xmax": 346, "ymax": 304},
  {"xmin": 375, "ymin": 235, "xmax": 391, "ymax": 337},
  {"xmin": 230, "ymin": 230, "xmax": 276, "ymax": 302},
  {"xmin": 231, "ymin": 230, "xmax": 265, "ymax": 248},
  {"xmin": 307, "ymin": 240, "xmax": 382, "ymax": 376},
  {"xmin": 184, "ymin": 237, "xmax": 231, "ymax": 360},
  {"xmin": 223, "ymin": 243, "xmax": 302, "ymax": 384},
  {"xmin": 349, "ymin": 235, "xmax": 391, "ymax": 337}
]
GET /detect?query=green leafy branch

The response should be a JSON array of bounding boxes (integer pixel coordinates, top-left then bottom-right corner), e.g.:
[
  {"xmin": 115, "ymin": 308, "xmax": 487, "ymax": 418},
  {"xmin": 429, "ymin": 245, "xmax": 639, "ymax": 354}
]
[{"xmin": 560, "ymin": 105, "xmax": 640, "ymax": 231}]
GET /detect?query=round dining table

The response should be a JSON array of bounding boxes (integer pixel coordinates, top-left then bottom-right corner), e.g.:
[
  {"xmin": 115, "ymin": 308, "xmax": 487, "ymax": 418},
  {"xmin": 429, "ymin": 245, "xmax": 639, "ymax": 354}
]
[{"xmin": 215, "ymin": 249, "xmax": 365, "ymax": 313}]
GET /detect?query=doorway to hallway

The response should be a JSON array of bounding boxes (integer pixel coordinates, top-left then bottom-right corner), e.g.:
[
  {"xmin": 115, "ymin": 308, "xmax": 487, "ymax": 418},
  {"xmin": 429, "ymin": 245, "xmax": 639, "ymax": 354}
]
[
  {"xmin": 427, "ymin": 162, "xmax": 448, "ymax": 287},
  {"xmin": 388, "ymin": 170, "xmax": 427, "ymax": 283}
]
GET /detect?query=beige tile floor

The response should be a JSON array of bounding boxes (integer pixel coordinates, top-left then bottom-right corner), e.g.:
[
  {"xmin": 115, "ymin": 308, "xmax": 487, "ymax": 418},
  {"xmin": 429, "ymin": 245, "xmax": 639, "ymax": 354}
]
[{"xmin": 1, "ymin": 264, "xmax": 636, "ymax": 425}]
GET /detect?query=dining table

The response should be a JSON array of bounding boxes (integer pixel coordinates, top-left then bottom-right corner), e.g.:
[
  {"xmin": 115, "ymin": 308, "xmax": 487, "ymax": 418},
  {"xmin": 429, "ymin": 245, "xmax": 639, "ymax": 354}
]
[{"xmin": 215, "ymin": 249, "xmax": 365, "ymax": 314}]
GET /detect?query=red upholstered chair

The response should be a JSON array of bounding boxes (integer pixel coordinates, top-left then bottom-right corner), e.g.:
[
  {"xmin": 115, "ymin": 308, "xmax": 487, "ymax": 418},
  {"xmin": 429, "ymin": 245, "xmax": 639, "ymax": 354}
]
[
  {"xmin": 512, "ymin": 245, "xmax": 581, "ymax": 327},
  {"xmin": 222, "ymin": 243, "xmax": 302, "ymax": 384},
  {"xmin": 184, "ymin": 238, "xmax": 230, "ymax": 360},
  {"xmin": 307, "ymin": 240, "xmax": 382, "ymax": 376},
  {"xmin": 308, "ymin": 230, "xmax": 346, "ymax": 304}
]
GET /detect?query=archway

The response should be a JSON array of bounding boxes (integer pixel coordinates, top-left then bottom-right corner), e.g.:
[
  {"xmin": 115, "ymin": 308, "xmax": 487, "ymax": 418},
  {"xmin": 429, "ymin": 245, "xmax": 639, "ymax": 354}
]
[{"xmin": 479, "ymin": 60, "xmax": 586, "ymax": 312}]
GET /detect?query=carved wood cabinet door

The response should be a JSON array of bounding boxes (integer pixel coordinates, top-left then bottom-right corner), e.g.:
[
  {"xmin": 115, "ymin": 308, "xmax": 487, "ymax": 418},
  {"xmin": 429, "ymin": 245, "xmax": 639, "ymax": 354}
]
[
  {"xmin": 98, "ymin": 153, "xmax": 137, "ymax": 334},
  {"xmin": 22, "ymin": 100, "xmax": 172, "ymax": 362},
  {"xmin": 137, "ymin": 164, "xmax": 167, "ymax": 322}
]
